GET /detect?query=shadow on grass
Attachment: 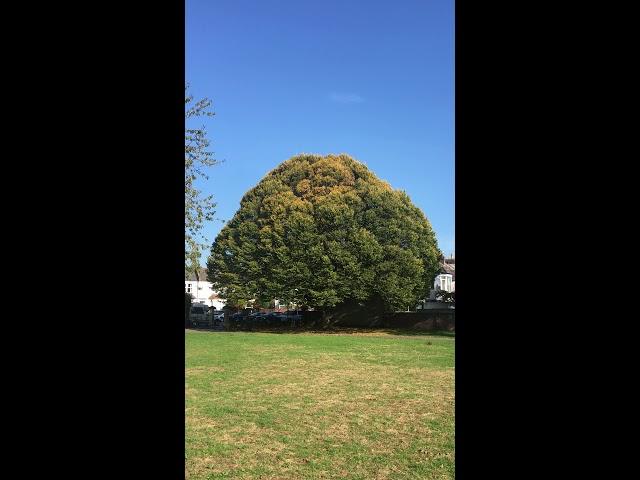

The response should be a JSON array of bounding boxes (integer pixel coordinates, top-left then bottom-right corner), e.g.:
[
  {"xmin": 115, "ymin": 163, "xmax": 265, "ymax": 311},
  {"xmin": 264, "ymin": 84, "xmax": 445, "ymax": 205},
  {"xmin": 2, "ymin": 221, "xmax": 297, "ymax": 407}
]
[
  {"xmin": 384, "ymin": 329, "xmax": 455, "ymax": 338},
  {"xmin": 188, "ymin": 326, "xmax": 455, "ymax": 338}
]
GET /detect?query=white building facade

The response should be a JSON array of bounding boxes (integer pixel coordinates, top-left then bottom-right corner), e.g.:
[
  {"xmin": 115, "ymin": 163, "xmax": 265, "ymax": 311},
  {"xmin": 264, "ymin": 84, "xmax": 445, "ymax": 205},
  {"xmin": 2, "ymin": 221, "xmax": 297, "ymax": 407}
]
[
  {"xmin": 185, "ymin": 268, "xmax": 226, "ymax": 310},
  {"xmin": 434, "ymin": 274, "xmax": 454, "ymax": 293},
  {"xmin": 416, "ymin": 257, "xmax": 455, "ymax": 309}
]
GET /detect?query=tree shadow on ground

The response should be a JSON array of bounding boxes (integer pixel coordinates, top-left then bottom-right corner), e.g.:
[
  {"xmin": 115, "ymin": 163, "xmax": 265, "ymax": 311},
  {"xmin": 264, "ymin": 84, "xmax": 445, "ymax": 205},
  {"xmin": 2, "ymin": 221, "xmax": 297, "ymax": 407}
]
[
  {"xmin": 382, "ymin": 329, "xmax": 455, "ymax": 338},
  {"xmin": 189, "ymin": 326, "xmax": 455, "ymax": 338}
]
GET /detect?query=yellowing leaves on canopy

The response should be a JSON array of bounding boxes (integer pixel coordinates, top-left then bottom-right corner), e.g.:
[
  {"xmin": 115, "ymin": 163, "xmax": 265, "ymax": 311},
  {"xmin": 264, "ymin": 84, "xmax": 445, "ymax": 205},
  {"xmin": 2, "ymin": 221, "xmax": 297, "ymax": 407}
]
[{"xmin": 208, "ymin": 153, "xmax": 442, "ymax": 312}]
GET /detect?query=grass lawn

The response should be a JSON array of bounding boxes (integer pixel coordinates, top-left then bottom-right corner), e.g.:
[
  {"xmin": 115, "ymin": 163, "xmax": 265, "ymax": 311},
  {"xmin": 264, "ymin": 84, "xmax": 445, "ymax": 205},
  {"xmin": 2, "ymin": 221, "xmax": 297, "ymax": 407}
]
[{"xmin": 186, "ymin": 330, "xmax": 454, "ymax": 479}]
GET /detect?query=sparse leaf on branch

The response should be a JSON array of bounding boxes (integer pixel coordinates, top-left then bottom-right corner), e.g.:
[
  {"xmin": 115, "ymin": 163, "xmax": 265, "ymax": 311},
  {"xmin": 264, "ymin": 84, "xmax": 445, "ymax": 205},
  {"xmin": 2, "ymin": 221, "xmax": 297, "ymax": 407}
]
[{"xmin": 185, "ymin": 84, "xmax": 221, "ymax": 277}]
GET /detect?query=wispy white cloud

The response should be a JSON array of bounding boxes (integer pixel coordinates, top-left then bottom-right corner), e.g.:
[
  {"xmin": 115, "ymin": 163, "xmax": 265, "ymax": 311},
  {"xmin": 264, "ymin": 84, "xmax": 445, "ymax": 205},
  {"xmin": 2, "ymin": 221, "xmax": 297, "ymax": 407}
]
[{"xmin": 328, "ymin": 92, "xmax": 364, "ymax": 104}]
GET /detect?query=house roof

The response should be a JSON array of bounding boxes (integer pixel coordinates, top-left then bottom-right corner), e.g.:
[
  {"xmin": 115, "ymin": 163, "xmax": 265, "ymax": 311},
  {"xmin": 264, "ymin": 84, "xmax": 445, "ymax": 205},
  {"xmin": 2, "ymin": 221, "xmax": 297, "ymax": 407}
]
[
  {"xmin": 440, "ymin": 262, "xmax": 455, "ymax": 277},
  {"xmin": 186, "ymin": 268, "xmax": 209, "ymax": 282}
]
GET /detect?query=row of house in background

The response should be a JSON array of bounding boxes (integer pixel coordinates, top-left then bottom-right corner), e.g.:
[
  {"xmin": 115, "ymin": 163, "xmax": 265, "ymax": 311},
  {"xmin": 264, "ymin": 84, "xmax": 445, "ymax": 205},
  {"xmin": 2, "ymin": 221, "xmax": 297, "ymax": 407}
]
[
  {"xmin": 186, "ymin": 255, "xmax": 455, "ymax": 312},
  {"xmin": 436, "ymin": 255, "xmax": 455, "ymax": 294},
  {"xmin": 417, "ymin": 255, "xmax": 455, "ymax": 310},
  {"xmin": 185, "ymin": 268, "xmax": 284, "ymax": 311},
  {"xmin": 185, "ymin": 268, "xmax": 226, "ymax": 310}
]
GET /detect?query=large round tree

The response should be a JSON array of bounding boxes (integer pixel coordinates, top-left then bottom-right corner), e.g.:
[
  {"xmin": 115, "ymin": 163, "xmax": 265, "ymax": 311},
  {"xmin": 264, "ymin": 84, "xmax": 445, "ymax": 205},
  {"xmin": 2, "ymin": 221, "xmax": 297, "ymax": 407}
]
[{"xmin": 207, "ymin": 154, "xmax": 441, "ymax": 318}]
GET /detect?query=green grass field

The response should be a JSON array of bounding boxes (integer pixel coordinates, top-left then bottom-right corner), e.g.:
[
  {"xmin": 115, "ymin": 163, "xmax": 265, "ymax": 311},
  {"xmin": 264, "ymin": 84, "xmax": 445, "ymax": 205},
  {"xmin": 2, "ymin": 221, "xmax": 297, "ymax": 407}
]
[{"xmin": 186, "ymin": 330, "xmax": 454, "ymax": 479}]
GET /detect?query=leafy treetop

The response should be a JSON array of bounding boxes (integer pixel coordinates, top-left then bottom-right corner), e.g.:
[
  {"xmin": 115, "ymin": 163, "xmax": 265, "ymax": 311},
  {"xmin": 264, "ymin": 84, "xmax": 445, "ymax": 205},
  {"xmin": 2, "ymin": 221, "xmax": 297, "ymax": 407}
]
[{"xmin": 208, "ymin": 153, "xmax": 441, "ymax": 312}]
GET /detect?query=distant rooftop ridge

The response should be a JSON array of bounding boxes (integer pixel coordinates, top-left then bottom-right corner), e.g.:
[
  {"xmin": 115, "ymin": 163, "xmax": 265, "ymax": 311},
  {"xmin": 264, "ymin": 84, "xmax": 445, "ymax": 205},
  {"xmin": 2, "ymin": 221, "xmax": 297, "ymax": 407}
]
[{"xmin": 186, "ymin": 267, "xmax": 208, "ymax": 282}]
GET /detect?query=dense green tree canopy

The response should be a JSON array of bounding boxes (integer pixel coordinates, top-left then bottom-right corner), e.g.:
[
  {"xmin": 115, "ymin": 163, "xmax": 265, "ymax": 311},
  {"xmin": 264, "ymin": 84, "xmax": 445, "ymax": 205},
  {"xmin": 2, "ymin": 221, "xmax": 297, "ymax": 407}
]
[{"xmin": 207, "ymin": 154, "xmax": 441, "ymax": 312}]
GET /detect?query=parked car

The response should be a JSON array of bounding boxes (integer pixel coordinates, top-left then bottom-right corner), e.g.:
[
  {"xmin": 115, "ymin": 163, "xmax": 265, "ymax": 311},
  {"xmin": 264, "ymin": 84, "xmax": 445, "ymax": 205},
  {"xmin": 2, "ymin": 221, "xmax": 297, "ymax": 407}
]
[
  {"xmin": 286, "ymin": 311, "xmax": 303, "ymax": 321},
  {"xmin": 263, "ymin": 312, "xmax": 282, "ymax": 325},
  {"xmin": 226, "ymin": 312, "xmax": 242, "ymax": 329},
  {"xmin": 206, "ymin": 310, "xmax": 223, "ymax": 329},
  {"xmin": 247, "ymin": 312, "xmax": 266, "ymax": 323},
  {"xmin": 273, "ymin": 312, "xmax": 289, "ymax": 323},
  {"xmin": 190, "ymin": 304, "xmax": 208, "ymax": 327}
]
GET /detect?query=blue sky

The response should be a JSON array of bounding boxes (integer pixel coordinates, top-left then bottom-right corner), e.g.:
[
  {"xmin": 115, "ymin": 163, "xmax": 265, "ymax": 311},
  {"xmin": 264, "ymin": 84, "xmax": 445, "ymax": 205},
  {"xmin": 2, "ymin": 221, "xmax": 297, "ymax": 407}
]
[{"xmin": 186, "ymin": 0, "xmax": 454, "ymax": 265}]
